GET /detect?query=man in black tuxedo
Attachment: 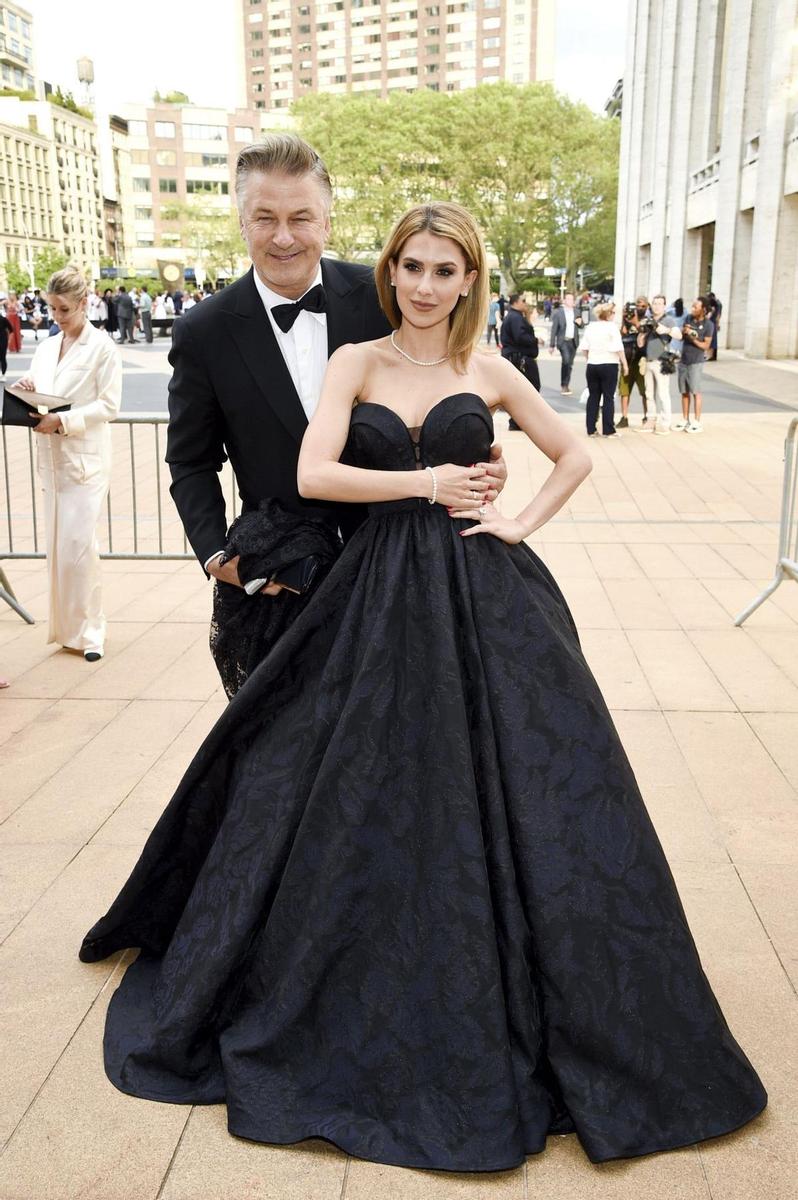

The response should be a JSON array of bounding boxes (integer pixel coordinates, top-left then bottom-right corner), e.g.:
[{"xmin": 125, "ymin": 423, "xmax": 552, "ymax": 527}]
[{"xmin": 167, "ymin": 134, "xmax": 506, "ymax": 605}]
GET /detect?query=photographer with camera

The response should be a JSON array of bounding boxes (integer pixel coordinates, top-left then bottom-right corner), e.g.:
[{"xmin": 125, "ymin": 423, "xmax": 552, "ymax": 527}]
[
  {"xmin": 674, "ymin": 296, "xmax": 714, "ymax": 433},
  {"xmin": 618, "ymin": 297, "xmax": 649, "ymax": 428},
  {"xmin": 637, "ymin": 294, "xmax": 682, "ymax": 436},
  {"xmin": 501, "ymin": 294, "xmax": 541, "ymax": 429}
]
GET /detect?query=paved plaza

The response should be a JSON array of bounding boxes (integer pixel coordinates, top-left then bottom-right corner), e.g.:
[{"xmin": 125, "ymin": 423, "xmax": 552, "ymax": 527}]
[{"xmin": 1, "ymin": 352, "xmax": 797, "ymax": 1198}]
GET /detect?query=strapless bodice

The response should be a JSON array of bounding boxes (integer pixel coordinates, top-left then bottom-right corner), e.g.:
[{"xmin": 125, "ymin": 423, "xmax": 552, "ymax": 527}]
[{"xmin": 344, "ymin": 392, "xmax": 494, "ymax": 473}]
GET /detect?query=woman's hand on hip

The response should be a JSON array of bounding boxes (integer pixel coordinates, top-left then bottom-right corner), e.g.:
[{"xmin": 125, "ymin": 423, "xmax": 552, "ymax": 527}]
[{"xmin": 450, "ymin": 500, "xmax": 527, "ymax": 545}]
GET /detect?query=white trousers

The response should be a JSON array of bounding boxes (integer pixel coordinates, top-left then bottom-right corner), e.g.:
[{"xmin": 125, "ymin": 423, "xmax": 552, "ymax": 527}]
[
  {"xmin": 37, "ymin": 435, "xmax": 110, "ymax": 654},
  {"xmin": 645, "ymin": 360, "xmax": 673, "ymax": 430}
]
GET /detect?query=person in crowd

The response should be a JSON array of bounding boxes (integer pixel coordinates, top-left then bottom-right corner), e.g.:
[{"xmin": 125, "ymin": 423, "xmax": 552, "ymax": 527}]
[
  {"xmin": 153, "ymin": 292, "xmax": 167, "ymax": 321},
  {"xmin": 181, "ymin": 292, "xmax": 196, "ymax": 312},
  {"xmin": 617, "ymin": 297, "xmax": 649, "ymax": 428},
  {"xmin": 674, "ymin": 296, "xmax": 714, "ymax": 433},
  {"xmin": 164, "ymin": 292, "xmax": 176, "ymax": 317},
  {"xmin": 497, "ymin": 291, "xmax": 506, "ymax": 319},
  {"xmin": 637, "ymin": 293, "xmax": 681, "ymax": 435},
  {"xmin": 115, "ymin": 286, "xmax": 135, "ymax": 343},
  {"xmin": 580, "ymin": 301, "xmax": 628, "ymax": 438},
  {"xmin": 88, "ymin": 288, "xmax": 106, "ymax": 329},
  {"xmin": 13, "ymin": 265, "xmax": 122, "ymax": 662},
  {"xmin": 103, "ymin": 288, "xmax": 118, "ymax": 338},
  {"xmin": 139, "ymin": 286, "xmax": 153, "ymax": 342},
  {"xmin": 705, "ymin": 291, "xmax": 722, "ymax": 360},
  {"xmin": 486, "ymin": 292, "xmax": 501, "ymax": 345},
  {"xmin": 172, "ymin": 288, "xmax": 184, "ymax": 316},
  {"xmin": 79, "ymin": 195, "xmax": 767, "ymax": 1175},
  {"xmin": 543, "ymin": 296, "xmax": 552, "ymax": 320},
  {"xmin": 5, "ymin": 292, "xmax": 22, "ymax": 352},
  {"xmin": 0, "ymin": 307, "xmax": 12, "ymax": 375},
  {"xmin": 549, "ymin": 291, "xmax": 582, "ymax": 395},
  {"xmin": 501, "ymin": 293, "xmax": 541, "ymax": 429}
]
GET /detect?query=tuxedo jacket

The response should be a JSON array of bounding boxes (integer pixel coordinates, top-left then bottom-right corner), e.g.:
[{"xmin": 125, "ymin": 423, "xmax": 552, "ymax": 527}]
[
  {"xmin": 166, "ymin": 260, "xmax": 392, "ymax": 571},
  {"xmin": 549, "ymin": 306, "xmax": 581, "ymax": 351}
]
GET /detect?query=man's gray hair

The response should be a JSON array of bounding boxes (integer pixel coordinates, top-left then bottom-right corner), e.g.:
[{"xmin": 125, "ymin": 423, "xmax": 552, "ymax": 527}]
[{"xmin": 235, "ymin": 134, "xmax": 332, "ymax": 209}]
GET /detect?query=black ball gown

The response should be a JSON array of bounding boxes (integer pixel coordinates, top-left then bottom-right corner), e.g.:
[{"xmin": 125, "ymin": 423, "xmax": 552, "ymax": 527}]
[{"xmin": 80, "ymin": 393, "xmax": 766, "ymax": 1172}]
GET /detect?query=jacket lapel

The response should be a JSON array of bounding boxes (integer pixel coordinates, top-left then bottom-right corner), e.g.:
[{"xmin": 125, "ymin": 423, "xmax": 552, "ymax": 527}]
[
  {"xmin": 322, "ymin": 258, "xmax": 366, "ymax": 356},
  {"xmin": 226, "ymin": 268, "xmax": 308, "ymax": 444}
]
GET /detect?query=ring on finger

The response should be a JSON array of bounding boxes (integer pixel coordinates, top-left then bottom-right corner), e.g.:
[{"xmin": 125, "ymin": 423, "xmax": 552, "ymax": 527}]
[{"xmin": 478, "ymin": 504, "xmax": 488, "ymax": 517}]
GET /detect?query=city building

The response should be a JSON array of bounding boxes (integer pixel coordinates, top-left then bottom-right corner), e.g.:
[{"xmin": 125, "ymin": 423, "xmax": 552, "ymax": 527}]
[
  {"xmin": 239, "ymin": 0, "xmax": 555, "ymax": 112},
  {"xmin": 119, "ymin": 100, "xmax": 266, "ymax": 276},
  {"xmin": 0, "ymin": 1, "xmax": 35, "ymax": 95},
  {"xmin": 614, "ymin": 0, "xmax": 798, "ymax": 359},
  {"xmin": 0, "ymin": 93, "xmax": 104, "ymax": 281}
]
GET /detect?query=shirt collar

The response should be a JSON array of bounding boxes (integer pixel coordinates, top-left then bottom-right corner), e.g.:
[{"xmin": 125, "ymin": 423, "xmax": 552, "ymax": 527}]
[{"xmin": 253, "ymin": 265, "xmax": 325, "ymax": 328}]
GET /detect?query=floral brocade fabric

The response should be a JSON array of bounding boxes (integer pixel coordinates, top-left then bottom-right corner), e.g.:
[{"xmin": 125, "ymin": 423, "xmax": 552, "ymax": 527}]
[{"xmin": 80, "ymin": 394, "xmax": 766, "ymax": 1172}]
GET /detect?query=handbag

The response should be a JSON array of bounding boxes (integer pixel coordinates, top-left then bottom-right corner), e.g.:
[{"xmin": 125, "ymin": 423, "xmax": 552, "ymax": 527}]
[{"xmin": 2, "ymin": 385, "xmax": 71, "ymax": 427}]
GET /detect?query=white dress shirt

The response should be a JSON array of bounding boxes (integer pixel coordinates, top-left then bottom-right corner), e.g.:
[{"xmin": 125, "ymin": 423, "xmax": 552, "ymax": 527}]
[
  {"xmin": 252, "ymin": 265, "xmax": 328, "ymax": 423},
  {"xmin": 204, "ymin": 266, "xmax": 329, "ymax": 573},
  {"xmin": 564, "ymin": 308, "xmax": 575, "ymax": 340}
]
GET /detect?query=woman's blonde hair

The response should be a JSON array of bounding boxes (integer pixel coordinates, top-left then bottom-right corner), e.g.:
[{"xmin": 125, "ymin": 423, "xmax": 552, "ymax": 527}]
[
  {"xmin": 47, "ymin": 265, "xmax": 88, "ymax": 305},
  {"xmin": 375, "ymin": 202, "xmax": 489, "ymax": 373},
  {"xmin": 594, "ymin": 302, "xmax": 615, "ymax": 321}
]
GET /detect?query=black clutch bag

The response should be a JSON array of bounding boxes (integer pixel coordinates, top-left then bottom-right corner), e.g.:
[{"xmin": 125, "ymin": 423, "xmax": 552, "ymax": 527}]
[
  {"xmin": 270, "ymin": 554, "xmax": 323, "ymax": 595},
  {"xmin": 2, "ymin": 386, "xmax": 71, "ymax": 427}
]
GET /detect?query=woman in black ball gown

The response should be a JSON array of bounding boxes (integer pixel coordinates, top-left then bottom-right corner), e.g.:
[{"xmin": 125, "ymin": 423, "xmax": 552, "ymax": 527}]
[{"xmin": 80, "ymin": 202, "xmax": 766, "ymax": 1172}]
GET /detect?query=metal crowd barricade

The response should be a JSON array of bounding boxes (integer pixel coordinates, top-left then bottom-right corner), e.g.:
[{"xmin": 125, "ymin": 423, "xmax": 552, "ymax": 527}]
[
  {"xmin": 734, "ymin": 416, "xmax": 798, "ymax": 626},
  {"xmin": 0, "ymin": 414, "xmax": 239, "ymax": 623}
]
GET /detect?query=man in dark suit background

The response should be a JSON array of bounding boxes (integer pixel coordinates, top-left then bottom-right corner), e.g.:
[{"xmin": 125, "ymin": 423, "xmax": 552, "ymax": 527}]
[
  {"xmin": 166, "ymin": 134, "xmax": 506, "ymax": 608},
  {"xmin": 548, "ymin": 291, "xmax": 582, "ymax": 396}
]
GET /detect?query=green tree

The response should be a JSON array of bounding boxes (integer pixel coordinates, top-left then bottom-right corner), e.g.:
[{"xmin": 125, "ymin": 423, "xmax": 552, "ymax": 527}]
[
  {"xmin": 547, "ymin": 113, "xmax": 620, "ymax": 291},
  {"xmin": 160, "ymin": 201, "xmax": 245, "ymax": 280},
  {"xmin": 153, "ymin": 90, "xmax": 191, "ymax": 105}
]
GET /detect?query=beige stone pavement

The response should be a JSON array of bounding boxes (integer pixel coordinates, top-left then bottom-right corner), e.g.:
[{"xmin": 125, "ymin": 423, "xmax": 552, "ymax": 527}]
[{"xmin": 1, "ymin": 411, "xmax": 797, "ymax": 1200}]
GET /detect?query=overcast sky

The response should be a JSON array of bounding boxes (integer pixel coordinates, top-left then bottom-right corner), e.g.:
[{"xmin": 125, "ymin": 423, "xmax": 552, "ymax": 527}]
[{"xmin": 25, "ymin": 0, "xmax": 627, "ymax": 116}]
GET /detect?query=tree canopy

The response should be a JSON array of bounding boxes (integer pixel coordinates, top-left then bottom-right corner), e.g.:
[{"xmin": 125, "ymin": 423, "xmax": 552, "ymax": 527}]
[{"xmin": 293, "ymin": 82, "xmax": 618, "ymax": 290}]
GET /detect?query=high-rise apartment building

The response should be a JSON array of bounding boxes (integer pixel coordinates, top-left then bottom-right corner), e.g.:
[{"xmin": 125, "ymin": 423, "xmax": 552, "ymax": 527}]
[
  {"xmin": 0, "ymin": 1, "xmax": 35, "ymax": 94},
  {"xmin": 240, "ymin": 0, "xmax": 554, "ymax": 112},
  {"xmin": 0, "ymin": 94, "xmax": 104, "ymax": 279},
  {"xmin": 614, "ymin": 0, "xmax": 798, "ymax": 359},
  {"xmin": 120, "ymin": 101, "xmax": 265, "ymax": 273}
]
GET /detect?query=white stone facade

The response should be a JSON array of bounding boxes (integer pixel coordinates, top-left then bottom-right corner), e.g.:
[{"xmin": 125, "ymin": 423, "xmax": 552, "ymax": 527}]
[{"xmin": 614, "ymin": 0, "xmax": 798, "ymax": 359}]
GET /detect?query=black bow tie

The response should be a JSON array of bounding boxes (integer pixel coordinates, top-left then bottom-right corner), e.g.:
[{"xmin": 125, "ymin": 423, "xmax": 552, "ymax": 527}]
[{"xmin": 271, "ymin": 284, "xmax": 327, "ymax": 333}]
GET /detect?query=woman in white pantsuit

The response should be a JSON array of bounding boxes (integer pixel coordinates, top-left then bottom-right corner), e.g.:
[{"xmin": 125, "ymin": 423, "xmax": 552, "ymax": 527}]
[{"xmin": 16, "ymin": 266, "xmax": 121, "ymax": 661}]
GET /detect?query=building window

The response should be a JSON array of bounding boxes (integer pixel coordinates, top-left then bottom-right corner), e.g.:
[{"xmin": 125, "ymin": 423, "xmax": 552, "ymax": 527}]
[
  {"xmin": 251, "ymin": 48, "xmax": 264, "ymax": 57},
  {"xmin": 251, "ymin": 30, "xmax": 263, "ymax": 39},
  {"xmin": 186, "ymin": 179, "xmax": 229, "ymax": 195},
  {"xmin": 184, "ymin": 123, "xmax": 225, "ymax": 141},
  {"xmin": 134, "ymin": 206, "xmax": 152, "ymax": 219},
  {"xmin": 153, "ymin": 149, "xmax": 176, "ymax": 166},
  {"xmin": 154, "ymin": 121, "xmax": 176, "ymax": 138},
  {"xmin": 159, "ymin": 178, "xmax": 178, "ymax": 193},
  {"xmin": 132, "ymin": 176, "xmax": 151, "ymax": 192},
  {"xmin": 131, "ymin": 149, "xmax": 150, "ymax": 164}
]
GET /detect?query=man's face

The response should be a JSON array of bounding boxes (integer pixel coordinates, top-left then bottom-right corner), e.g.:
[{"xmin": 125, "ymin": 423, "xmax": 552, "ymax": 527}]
[
  {"xmin": 238, "ymin": 169, "xmax": 331, "ymax": 300},
  {"xmin": 651, "ymin": 297, "xmax": 666, "ymax": 318},
  {"xmin": 564, "ymin": 293, "xmax": 574, "ymax": 309},
  {"xmin": 691, "ymin": 299, "xmax": 705, "ymax": 319}
]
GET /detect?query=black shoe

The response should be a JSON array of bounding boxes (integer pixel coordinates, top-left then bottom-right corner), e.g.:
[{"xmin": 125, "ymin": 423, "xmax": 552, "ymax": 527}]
[
  {"xmin": 617, "ymin": 416, "xmax": 629, "ymax": 428},
  {"xmin": 84, "ymin": 650, "xmax": 103, "ymax": 662}
]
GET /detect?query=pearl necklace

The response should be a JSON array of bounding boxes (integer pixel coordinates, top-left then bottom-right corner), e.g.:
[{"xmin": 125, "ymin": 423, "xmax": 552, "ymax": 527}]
[{"xmin": 390, "ymin": 330, "xmax": 450, "ymax": 367}]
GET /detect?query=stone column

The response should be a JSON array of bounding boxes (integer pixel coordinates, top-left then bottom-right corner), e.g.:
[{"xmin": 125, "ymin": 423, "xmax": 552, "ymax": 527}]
[
  {"xmin": 649, "ymin": 4, "xmax": 678, "ymax": 291},
  {"xmin": 665, "ymin": 0, "xmax": 699, "ymax": 303},
  {"xmin": 712, "ymin": 0, "xmax": 754, "ymax": 347},
  {"xmin": 744, "ymin": 0, "xmax": 798, "ymax": 356},
  {"xmin": 614, "ymin": 0, "xmax": 650, "ymax": 304}
]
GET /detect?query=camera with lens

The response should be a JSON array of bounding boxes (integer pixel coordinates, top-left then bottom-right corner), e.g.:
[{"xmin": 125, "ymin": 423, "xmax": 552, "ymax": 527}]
[
  {"xmin": 637, "ymin": 315, "xmax": 658, "ymax": 336},
  {"xmin": 658, "ymin": 350, "xmax": 679, "ymax": 375},
  {"xmin": 623, "ymin": 301, "xmax": 637, "ymax": 321}
]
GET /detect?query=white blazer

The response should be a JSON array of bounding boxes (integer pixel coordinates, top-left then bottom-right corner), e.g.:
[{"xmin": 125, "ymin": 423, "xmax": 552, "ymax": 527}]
[{"xmin": 30, "ymin": 321, "xmax": 122, "ymax": 444}]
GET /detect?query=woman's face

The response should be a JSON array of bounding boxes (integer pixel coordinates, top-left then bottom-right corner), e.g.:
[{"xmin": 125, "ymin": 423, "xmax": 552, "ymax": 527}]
[
  {"xmin": 389, "ymin": 231, "xmax": 476, "ymax": 330},
  {"xmin": 47, "ymin": 292, "xmax": 87, "ymax": 336}
]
